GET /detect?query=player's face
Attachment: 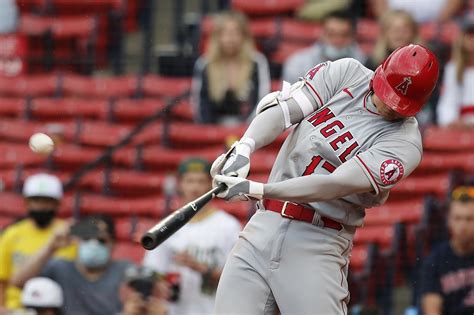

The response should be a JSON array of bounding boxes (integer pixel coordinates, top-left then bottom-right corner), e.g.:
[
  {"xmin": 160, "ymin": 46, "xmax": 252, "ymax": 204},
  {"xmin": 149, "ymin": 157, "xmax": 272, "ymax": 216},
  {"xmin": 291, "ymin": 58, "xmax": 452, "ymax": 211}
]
[
  {"xmin": 179, "ymin": 172, "xmax": 212, "ymax": 202},
  {"xmin": 219, "ymin": 20, "xmax": 244, "ymax": 57},
  {"xmin": 448, "ymin": 200, "xmax": 474, "ymax": 248},
  {"xmin": 386, "ymin": 16, "xmax": 415, "ymax": 50},
  {"xmin": 371, "ymin": 93, "xmax": 404, "ymax": 121},
  {"xmin": 323, "ymin": 18, "xmax": 353, "ymax": 49}
]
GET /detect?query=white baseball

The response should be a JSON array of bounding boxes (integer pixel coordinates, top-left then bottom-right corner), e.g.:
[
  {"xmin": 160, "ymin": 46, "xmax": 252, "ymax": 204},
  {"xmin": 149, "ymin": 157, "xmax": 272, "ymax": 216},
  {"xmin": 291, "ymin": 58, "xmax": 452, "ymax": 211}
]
[{"xmin": 29, "ymin": 133, "xmax": 55, "ymax": 154}]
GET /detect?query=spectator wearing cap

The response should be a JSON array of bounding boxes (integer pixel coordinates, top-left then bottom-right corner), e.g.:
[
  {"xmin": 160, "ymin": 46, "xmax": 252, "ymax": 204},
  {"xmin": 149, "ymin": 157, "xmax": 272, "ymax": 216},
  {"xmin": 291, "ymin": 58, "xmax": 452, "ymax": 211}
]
[
  {"xmin": 21, "ymin": 277, "xmax": 63, "ymax": 315},
  {"xmin": 143, "ymin": 158, "xmax": 241, "ymax": 315},
  {"xmin": 420, "ymin": 186, "xmax": 474, "ymax": 315},
  {"xmin": 436, "ymin": 17, "xmax": 474, "ymax": 129},
  {"xmin": 11, "ymin": 215, "xmax": 132, "ymax": 315},
  {"xmin": 0, "ymin": 174, "xmax": 76, "ymax": 309},
  {"xmin": 282, "ymin": 10, "xmax": 366, "ymax": 84}
]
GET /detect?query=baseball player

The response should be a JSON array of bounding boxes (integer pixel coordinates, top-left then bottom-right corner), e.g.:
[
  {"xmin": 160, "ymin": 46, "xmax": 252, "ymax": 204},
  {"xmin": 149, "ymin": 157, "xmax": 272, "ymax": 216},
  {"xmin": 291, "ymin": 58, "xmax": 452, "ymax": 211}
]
[{"xmin": 211, "ymin": 44, "xmax": 439, "ymax": 314}]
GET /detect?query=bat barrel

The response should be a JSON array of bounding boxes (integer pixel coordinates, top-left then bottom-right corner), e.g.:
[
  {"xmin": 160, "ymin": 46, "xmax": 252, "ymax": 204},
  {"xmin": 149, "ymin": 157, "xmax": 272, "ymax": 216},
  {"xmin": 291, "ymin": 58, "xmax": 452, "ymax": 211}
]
[{"xmin": 140, "ymin": 184, "xmax": 227, "ymax": 250}]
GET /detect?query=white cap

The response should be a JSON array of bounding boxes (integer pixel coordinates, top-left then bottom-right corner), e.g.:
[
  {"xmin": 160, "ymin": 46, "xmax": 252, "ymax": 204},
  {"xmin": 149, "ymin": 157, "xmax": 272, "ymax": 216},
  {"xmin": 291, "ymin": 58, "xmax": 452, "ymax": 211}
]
[
  {"xmin": 22, "ymin": 173, "xmax": 63, "ymax": 200},
  {"xmin": 22, "ymin": 277, "xmax": 64, "ymax": 308}
]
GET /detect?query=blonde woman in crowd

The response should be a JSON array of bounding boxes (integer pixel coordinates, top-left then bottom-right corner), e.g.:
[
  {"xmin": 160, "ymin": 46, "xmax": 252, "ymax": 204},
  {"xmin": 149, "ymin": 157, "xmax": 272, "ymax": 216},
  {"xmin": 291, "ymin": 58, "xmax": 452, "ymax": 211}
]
[
  {"xmin": 191, "ymin": 11, "xmax": 270, "ymax": 125},
  {"xmin": 365, "ymin": 10, "xmax": 420, "ymax": 71},
  {"xmin": 437, "ymin": 18, "xmax": 474, "ymax": 128}
]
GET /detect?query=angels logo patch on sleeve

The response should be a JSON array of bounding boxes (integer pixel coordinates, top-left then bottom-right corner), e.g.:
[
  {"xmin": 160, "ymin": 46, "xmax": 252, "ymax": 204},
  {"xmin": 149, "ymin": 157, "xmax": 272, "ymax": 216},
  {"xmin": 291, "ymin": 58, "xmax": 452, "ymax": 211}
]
[{"xmin": 380, "ymin": 159, "xmax": 404, "ymax": 185}]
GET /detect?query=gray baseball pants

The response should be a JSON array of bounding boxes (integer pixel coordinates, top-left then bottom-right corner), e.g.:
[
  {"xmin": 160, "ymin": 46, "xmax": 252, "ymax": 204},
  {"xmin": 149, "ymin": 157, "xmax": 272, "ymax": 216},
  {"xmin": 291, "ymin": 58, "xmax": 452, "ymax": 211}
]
[{"xmin": 214, "ymin": 209, "xmax": 354, "ymax": 315}]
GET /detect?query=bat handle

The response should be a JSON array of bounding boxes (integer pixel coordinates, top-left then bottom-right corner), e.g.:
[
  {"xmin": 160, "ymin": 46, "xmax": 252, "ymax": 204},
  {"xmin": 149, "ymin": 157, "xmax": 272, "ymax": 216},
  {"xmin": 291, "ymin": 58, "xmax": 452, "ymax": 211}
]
[{"xmin": 211, "ymin": 183, "xmax": 227, "ymax": 195}]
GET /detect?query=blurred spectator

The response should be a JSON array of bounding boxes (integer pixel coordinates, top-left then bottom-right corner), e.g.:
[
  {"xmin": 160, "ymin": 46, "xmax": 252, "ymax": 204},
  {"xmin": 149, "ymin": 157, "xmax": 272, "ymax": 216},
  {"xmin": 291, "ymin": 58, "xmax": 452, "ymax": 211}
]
[
  {"xmin": 11, "ymin": 215, "xmax": 132, "ymax": 315},
  {"xmin": 0, "ymin": 174, "xmax": 75, "ymax": 310},
  {"xmin": 21, "ymin": 277, "xmax": 63, "ymax": 315},
  {"xmin": 143, "ymin": 158, "xmax": 241, "ymax": 315},
  {"xmin": 365, "ymin": 10, "xmax": 420, "ymax": 71},
  {"xmin": 296, "ymin": 0, "xmax": 351, "ymax": 21},
  {"xmin": 436, "ymin": 17, "xmax": 474, "ymax": 128},
  {"xmin": 420, "ymin": 186, "xmax": 474, "ymax": 315},
  {"xmin": 191, "ymin": 11, "xmax": 270, "ymax": 125},
  {"xmin": 119, "ymin": 265, "xmax": 167, "ymax": 315},
  {"xmin": 369, "ymin": 0, "xmax": 463, "ymax": 23},
  {"xmin": 0, "ymin": 0, "xmax": 18, "ymax": 34},
  {"xmin": 282, "ymin": 10, "xmax": 366, "ymax": 84}
]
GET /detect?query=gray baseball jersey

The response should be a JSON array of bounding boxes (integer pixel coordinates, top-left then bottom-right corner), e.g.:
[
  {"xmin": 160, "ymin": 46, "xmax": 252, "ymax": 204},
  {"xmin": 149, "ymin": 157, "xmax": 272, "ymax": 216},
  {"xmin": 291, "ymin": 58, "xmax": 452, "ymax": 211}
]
[{"xmin": 268, "ymin": 58, "xmax": 422, "ymax": 227}]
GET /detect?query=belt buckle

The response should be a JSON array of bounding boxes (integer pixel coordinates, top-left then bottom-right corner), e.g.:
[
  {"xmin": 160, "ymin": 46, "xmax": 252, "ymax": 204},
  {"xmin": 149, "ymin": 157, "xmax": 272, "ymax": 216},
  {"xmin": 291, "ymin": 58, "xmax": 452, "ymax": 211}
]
[{"xmin": 281, "ymin": 201, "xmax": 296, "ymax": 219}]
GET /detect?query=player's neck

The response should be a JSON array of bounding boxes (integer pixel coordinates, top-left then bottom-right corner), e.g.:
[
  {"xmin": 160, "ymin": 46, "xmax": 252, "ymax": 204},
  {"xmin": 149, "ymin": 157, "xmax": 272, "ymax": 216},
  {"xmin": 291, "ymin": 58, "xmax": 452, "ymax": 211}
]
[{"xmin": 190, "ymin": 205, "xmax": 216, "ymax": 223}]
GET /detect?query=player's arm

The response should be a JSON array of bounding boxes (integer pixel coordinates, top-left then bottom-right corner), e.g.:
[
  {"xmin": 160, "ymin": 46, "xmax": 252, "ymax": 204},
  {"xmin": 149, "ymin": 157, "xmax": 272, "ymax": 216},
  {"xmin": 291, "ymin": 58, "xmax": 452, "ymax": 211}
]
[
  {"xmin": 10, "ymin": 226, "xmax": 71, "ymax": 288},
  {"xmin": 215, "ymin": 158, "xmax": 373, "ymax": 202},
  {"xmin": 421, "ymin": 293, "xmax": 442, "ymax": 315}
]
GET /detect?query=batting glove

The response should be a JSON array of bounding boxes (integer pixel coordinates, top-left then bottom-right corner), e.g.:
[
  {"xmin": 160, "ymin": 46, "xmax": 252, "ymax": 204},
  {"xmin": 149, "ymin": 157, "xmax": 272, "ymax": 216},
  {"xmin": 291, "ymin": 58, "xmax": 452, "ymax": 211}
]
[
  {"xmin": 214, "ymin": 175, "xmax": 264, "ymax": 202},
  {"xmin": 210, "ymin": 138, "xmax": 255, "ymax": 178}
]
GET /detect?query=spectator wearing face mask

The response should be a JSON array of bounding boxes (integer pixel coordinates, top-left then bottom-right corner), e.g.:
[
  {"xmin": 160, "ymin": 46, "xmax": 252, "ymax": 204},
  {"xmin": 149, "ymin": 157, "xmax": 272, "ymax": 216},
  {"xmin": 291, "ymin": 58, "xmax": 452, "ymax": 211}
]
[
  {"xmin": 10, "ymin": 215, "xmax": 132, "ymax": 315},
  {"xmin": 282, "ymin": 10, "xmax": 366, "ymax": 84},
  {"xmin": 0, "ymin": 174, "xmax": 76, "ymax": 310}
]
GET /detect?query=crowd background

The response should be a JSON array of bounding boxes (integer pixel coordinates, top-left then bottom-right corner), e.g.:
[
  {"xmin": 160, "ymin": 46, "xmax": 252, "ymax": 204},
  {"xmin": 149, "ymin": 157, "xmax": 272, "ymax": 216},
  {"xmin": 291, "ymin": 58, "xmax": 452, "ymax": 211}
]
[{"xmin": 0, "ymin": 0, "xmax": 474, "ymax": 314}]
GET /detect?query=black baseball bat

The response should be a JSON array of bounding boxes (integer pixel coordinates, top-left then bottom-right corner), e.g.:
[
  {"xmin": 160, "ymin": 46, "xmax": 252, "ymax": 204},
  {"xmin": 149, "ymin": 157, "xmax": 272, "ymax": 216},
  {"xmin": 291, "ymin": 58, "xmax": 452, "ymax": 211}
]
[{"xmin": 141, "ymin": 183, "xmax": 227, "ymax": 250}]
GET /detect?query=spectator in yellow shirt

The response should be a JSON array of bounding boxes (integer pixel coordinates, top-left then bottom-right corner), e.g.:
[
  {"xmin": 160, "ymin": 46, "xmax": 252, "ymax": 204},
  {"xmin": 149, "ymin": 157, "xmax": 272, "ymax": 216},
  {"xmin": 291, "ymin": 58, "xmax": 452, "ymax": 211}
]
[{"xmin": 0, "ymin": 173, "xmax": 76, "ymax": 310}]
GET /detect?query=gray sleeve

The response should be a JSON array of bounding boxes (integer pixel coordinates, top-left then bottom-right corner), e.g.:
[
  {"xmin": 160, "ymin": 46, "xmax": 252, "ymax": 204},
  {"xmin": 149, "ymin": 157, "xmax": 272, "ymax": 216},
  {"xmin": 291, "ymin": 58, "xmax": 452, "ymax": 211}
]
[
  {"xmin": 302, "ymin": 58, "xmax": 371, "ymax": 108},
  {"xmin": 353, "ymin": 138, "xmax": 422, "ymax": 195}
]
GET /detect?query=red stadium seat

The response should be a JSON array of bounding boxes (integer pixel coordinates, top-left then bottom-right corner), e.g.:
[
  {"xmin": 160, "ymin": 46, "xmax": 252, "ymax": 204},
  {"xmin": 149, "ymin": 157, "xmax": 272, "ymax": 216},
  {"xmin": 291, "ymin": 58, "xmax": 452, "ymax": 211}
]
[
  {"xmin": 51, "ymin": 144, "xmax": 102, "ymax": 169},
  {"xmin": 168, "ymin": 122, "xmax": 247, "ymax": 148},
  {"xmin": 112, "ymin": 99, "xmax": 166, "ymax": 122},
  {"xmin": 0, "ymin": 74, "xmax": 58, "ymax": 97},
  {"xmin": 0, "ymin": 98, "xmax": 26, "ymax": 118},
  {"xmin": 281, "ymin": 19, "xmax": 323, "ymax": 44},
  {"xmin": 172, "ymin": 101, "xmax": 194, "ymax": 122},
  {"xmin": 364, "ymin": 200, "xmax": 424, "ymax": 226},
  {"xmin": 50, "ymin": 0, "xmax": 124, "ymax": 14},
  {"xmin": 354, "ymin": 226, "xmax": 395, "ymax": 250},
  {"xmin": 115, "ymin": 217, "xmax": 133, "ymax": 241},
  {"xmin": 231, "ymin": 0, "xmax": 304, "ymax": 15},
  {"xmin": 0, "ymin": 192, "xmax": 24, "ymax": 218},
  {"xmin": 350, "ymin": 245, "xmax": 370, "ymax": 271},
  {"xmin": 271, "ymin": 41, "xmax": 309, "ymax": 64},
  {"xmin": 140, "ymin": 147, "xmax": 222, "ymax": 170},
  {"xmin": 391, "ymin": 174, "xmax": 450, "ymax": 200},
  {"xmin": 108, "ymin": 170, "xmax": 164, "ymax": 196},
  {"xmin": 416, "ymin": 152, "xmax": 474, "ymax": 174},
  {"xmin": 62, "ymin": 74, "xmax": 138, "ymax": 98},
  {"xmin": 142, "ymin": 76, "xmax": 192, "ymax": 98},
  {"xmin": 423, "ymin": 126, "xmax": 474, "ymax": 151},
  {"xmin": 0, "ymin": 143, "xmax": 47, "ymax": 169},
  {"xmin": 31, "ymin": 98, "xmax": 109, "ymax": 121},
  {"xmin": 113, "ymin": 241, "xmax": 145, "ymax": 264},
  {"xmin": 79, "ymin": 194, "xmax": 166, "ymax": 217},
  {"xmin": 77, "ymin": 121, "xmax": 130, "ymax": 147}
]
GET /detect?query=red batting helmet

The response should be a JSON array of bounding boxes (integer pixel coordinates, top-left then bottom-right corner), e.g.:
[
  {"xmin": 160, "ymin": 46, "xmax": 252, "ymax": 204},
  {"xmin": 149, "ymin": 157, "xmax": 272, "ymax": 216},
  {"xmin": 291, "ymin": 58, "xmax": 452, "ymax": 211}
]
[{"xmin": 372, "ymin": 44, "xmax": 439, "ymax": 117}]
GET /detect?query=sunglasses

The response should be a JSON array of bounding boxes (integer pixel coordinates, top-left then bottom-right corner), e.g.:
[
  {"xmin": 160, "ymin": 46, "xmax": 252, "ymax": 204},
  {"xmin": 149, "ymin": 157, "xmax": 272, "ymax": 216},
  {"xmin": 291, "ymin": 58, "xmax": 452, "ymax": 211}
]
[{"xmin": 451, "ymin": 186, "xmax": 474, "ymax": 202}]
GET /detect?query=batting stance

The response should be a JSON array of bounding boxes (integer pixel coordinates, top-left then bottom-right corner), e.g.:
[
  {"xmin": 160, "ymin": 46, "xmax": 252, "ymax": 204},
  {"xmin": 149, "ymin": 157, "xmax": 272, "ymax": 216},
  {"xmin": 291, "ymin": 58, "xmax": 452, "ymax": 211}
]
[{"xmin": 211, "ymin": 44, "xmax": 439, "ymax": 314}]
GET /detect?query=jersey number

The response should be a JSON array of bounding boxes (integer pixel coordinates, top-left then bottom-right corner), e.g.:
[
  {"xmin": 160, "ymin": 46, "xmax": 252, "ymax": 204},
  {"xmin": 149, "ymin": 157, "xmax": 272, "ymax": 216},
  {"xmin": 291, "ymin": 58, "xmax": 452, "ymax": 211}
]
[{"xmin": 302, "ymin": 155, "xmax": 337, "ymax": 176}]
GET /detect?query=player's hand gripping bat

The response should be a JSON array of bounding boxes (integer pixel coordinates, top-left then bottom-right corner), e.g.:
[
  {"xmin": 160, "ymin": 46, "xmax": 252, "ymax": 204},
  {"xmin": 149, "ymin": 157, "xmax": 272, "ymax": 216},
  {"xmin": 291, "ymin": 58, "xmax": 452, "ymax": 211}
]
[{"xmin": 141, "ymin": 183, "xmax": 227, "ymax": 250}]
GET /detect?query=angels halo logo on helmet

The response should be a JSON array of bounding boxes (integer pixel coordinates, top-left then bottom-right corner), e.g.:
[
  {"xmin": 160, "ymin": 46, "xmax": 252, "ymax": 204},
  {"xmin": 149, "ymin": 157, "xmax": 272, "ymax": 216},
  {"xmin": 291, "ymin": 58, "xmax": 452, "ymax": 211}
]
[{"xmin": 372, "ymin": 44, "xmax": 439, "ymax": 117}]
